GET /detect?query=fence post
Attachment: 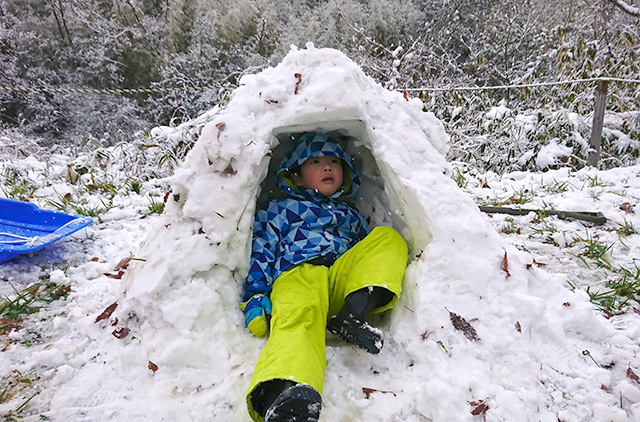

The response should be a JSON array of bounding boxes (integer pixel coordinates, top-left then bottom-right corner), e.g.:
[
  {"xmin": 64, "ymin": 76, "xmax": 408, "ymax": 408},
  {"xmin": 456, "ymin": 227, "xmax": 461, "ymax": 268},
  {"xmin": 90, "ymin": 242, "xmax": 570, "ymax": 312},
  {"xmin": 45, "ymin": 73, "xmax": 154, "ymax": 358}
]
[{"xmin": 589, "ymin": 79, "xmax": 609, "ymax": 167}]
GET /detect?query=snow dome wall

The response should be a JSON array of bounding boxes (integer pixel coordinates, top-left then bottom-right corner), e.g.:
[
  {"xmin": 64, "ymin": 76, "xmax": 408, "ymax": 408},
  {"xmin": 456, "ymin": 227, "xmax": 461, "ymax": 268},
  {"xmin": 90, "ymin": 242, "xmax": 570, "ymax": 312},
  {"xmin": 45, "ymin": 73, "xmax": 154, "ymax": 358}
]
[
  {"xmin": 100, "ymin": 45, "xmax": 634, "ymax": 421},
  {"xmin": 121, "ymin": 43, "xmax": 454, "ymax": 324}
]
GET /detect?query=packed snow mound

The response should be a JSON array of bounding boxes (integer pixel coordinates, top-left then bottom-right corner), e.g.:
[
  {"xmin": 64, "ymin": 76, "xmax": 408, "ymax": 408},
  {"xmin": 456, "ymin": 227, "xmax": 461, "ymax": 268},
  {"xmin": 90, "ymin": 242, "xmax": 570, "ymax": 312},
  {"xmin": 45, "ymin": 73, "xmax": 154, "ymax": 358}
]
[{"xmin": 69, "ymin": 44, "xmax": 637, "ymax": 421}]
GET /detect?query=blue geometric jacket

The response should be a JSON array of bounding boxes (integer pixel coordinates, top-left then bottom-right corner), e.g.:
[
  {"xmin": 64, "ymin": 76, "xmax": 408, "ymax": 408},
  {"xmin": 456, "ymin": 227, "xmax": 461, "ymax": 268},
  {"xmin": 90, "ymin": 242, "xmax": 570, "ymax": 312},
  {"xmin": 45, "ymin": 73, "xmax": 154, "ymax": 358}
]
[{"xmin": 242, "ymin": 133, "xmax": 370, "ymax": 301}]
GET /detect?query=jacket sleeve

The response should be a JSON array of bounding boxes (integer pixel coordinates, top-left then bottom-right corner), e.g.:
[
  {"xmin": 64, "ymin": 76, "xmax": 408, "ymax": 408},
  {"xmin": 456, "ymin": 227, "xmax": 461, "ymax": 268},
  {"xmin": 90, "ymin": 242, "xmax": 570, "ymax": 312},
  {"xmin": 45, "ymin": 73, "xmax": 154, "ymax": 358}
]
[{"xmin": 242, "ymin": 201, "xmax": 284, "ymax": 302}]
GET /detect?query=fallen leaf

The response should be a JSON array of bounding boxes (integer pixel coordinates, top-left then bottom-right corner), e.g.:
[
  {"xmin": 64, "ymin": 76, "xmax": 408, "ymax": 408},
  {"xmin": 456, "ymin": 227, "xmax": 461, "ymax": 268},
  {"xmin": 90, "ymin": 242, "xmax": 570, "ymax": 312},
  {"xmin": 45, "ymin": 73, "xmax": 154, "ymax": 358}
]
[
  {"xmin": 112, "ymin": 327, "xmax": 130, "ymax": 339},
  {"xmin": 627, "ymin": 367, "xmax": 640, "ymax": 385},
  {"xmin": 447, "ymin": 308, "xmax": 480, "ymax": 341},
  {"xmin": 502, "ymin": 251, "xmax": 511, "ymax": 278},
  {"xmin": 515, "ymin": 321, "xmax": 522, "ymax": 332},
  {"xmin": 104, "ymin": 270, "xmax": 125, "ymax": 280},
  {"xmin": 294, "ymin": 73, "xmax": 302, "ymax": 94},
  {"xmin": 362, "ymin": 387, "xmax": 396, "ymax": 399},
  {"xmin": 527, "ymin": 259, "xmax": 547, "ymax": 269},
  {"xmin": 148, "ymin": 361, "xmax": 159, "ymax": 373},
  {"xmin": 403, "ymin": 91, "xmax": 409, "ymax": 101},
  {"xmin": 95, "ymin": 302, "xmax": 118, "ymax": 324},
  {"xmin": 215, "ymin": 122, "xmax": 226, "ymax": 140},
  {"xmin": 0, "ymin": 317, "xmax": 24, "ymax": 335},
  {"xmin": 470, "ymin": 400, "xmax": 489, "ymax": 416},
  {"xmin": 620, "ymin": 202, "xmax": 635, "ymax": 213},
  {"xmin": 114, "ymin": 257, "xmax": 131, "ymax": 271}
]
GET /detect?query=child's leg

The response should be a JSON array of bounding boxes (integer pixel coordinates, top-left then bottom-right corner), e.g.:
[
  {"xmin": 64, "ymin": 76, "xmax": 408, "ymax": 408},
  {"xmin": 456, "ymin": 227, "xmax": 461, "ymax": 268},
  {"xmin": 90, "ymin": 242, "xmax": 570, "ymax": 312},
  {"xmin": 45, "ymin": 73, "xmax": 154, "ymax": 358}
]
[
  {"xmin": 329, "ymin": 226, "xmax": 407, "ymax": 313},
  {"xmin": 327, "ymin": 226, "xmax": 408, "ymax": 352},
  {"xmin": 246, "ymin": 264, "xmax": 329, "ymax": 421}
]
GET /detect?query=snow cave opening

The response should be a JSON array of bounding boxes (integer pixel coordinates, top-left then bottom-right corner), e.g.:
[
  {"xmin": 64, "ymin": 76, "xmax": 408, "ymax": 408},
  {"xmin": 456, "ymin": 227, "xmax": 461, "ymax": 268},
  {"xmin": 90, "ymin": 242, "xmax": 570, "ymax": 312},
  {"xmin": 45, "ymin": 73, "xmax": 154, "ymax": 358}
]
[
  {"xmin": 253, "ymin": 119, "xmax": 414, "ymax": 330},
  {"xmin": 256, "ymin": 119, "xmax": 401, "ymax": 237}
]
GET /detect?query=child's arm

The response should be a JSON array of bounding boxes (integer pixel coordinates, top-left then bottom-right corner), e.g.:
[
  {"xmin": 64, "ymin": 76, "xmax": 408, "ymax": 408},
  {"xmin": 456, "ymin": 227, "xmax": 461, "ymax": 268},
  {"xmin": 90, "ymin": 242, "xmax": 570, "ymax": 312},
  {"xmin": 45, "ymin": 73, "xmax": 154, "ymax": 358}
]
[
  {"xmin": 241, "ymin": 201, "xmax": 284, "ymax": 336},
  {"xmin": 243, "ymin": 207, "xmax": 281, "ymax": 300}
]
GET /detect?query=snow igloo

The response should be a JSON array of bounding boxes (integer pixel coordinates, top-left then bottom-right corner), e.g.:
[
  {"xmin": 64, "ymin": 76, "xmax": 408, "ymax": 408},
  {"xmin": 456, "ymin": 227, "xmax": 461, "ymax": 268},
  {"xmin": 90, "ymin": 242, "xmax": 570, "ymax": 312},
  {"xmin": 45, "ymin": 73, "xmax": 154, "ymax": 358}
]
[
  {"xmin": 121, "ymin": 43, "xmax": 453, "ymax": 317},
  {"xmin": 109, "ymin": 44, "xmax": 626, "ymax": 421}
]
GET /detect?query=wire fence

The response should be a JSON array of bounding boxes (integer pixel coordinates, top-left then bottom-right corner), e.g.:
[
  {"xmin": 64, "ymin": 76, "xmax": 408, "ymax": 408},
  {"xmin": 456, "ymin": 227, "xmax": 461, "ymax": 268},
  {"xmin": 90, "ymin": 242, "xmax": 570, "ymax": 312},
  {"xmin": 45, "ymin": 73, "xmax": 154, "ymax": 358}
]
[
  {"xmin": 2, "ymin": 76, "xmax": 640, "ymax": 96},
  {"xmin": 403, "ymin": 77, "xmax": 640, "ymax": 92},
  {"xmin": 0, "ymin": 85, "xmax": 232, "ymax": 95},
  {"xmin": 2, "ymin": 76, "xmax": 638, "ymax": 168}
]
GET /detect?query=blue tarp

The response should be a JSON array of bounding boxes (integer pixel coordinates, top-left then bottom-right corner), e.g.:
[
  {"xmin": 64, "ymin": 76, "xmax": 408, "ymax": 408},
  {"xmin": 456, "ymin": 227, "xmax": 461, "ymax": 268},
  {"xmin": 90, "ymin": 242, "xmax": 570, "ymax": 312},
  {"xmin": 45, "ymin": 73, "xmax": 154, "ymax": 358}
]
[{"xmin": 0, "ymin": 198, "xmax": 92, "ymax": 263}]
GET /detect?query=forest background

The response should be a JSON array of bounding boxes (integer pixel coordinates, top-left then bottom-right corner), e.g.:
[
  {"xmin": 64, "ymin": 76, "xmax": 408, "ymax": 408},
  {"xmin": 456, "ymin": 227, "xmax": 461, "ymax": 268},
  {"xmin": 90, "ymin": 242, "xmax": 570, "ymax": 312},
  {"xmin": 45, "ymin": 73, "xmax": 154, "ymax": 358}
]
[{"xmin": 1, "ymin": 0, "xmax": 639, "ymax": 173}]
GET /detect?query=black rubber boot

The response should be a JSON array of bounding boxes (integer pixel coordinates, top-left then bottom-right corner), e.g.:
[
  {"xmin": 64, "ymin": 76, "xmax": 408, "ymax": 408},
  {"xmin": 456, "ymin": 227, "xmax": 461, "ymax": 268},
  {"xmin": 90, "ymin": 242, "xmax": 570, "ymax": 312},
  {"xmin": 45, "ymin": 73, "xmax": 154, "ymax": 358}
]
[
  {"xmin": 251, "ymin": 380, "xmax": 297, "ymax": 418},
  {"xmin": 264, "ymin": 384, "xmax": 322, "ymax": 422},
  {"xmin": 327, "ymin": 287, "xmax": 393, "ymax": 354}
]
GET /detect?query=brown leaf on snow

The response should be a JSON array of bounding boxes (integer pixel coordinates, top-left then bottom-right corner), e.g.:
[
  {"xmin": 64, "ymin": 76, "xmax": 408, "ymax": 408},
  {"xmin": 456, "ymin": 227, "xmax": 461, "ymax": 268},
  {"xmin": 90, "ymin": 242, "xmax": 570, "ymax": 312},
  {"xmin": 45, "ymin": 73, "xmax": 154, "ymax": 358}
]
[
  {"xmin": 515, "ymin": 321, "xmax": 522, "ymax": 333},
  {"xmin": 526, "ymin": 259, "xmax": 547, "ymax": 269},
  {"xmin": 469, "ymin": 400, "xmax": 489, "ymax": 416},
  {"xmin": 362, "ymin": 387, "xmax": 396, "ymax": 399},
  {"xmin": 114, "ymin": 257, "xmax": 132, "ymax": 271},
  {"xmin": 104, "ymin": 270, "xmax": 125, "ymax": 280},
  {"xmin": 112, "ymin": 327, "xmax": 130, "ymax": 339},
  {"xmin": 620, "ymin": 202, "xmax": 635, "ymax": 213},
  {"xmin": 0, "ymin": 317, "xmax": 23, "ymax": 335},
  {"xmin": 95, "ymin": 302, "xmax": 118, "ymax": 324},
  {"xmin": 502, "ymin": 251, "xmax": 511, "ymax": 278},
  {"xmin": 627, "ymin": 367, "xmax": 640, "ymax": 385},
  {"xmin": 294, "ymin": 73, "xmax": 302, "ymax": 94},
  {"xmin": 148, "ymin": 361, "xmax": 159, "ymax": 373},
  {"xmin": 447, "ymin": 308, "xmax": 480, "ymax": 341},
  {"xmin": 215, "ymin": 122, "xmax": 226, "ymax": 140}
]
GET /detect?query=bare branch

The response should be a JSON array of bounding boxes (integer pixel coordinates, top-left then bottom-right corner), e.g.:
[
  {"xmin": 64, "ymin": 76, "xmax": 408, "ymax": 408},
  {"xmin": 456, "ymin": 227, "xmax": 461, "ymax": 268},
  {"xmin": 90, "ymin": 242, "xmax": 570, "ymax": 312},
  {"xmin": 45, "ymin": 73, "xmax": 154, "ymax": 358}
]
[{"xmin": 606, "ymin": 0, "xmax": 640, "ymax": 17}]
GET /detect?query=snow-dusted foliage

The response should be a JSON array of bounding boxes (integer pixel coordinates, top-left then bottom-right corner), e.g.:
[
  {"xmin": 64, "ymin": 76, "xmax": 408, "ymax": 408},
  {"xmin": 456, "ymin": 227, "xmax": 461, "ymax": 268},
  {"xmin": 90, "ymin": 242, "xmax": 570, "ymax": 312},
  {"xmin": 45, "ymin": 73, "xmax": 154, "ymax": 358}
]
[{"xmin": 1, "ymin": 0, "xmax": 639, "ymax": 172}]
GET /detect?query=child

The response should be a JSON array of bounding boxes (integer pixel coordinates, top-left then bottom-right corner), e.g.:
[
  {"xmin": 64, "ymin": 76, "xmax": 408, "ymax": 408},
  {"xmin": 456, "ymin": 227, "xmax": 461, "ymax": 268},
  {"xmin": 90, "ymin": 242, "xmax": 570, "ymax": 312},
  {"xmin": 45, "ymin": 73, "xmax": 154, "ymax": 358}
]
[{"xmin": 241, "ymin": 133, "xmax": 408, "ymax": 422}]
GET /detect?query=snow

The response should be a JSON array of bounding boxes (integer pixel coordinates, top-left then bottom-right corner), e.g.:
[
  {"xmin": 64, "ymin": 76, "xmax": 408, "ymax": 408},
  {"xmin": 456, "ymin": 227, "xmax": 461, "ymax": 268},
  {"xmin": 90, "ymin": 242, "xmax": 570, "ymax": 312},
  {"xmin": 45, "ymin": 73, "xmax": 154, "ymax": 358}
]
[
  {"xmin": 535, "ymin": 140, "xmax": 574, "ymax": 168},
  {"xmin": 2, "ymin": 44, "xmax": 640, "ymax": 421}
]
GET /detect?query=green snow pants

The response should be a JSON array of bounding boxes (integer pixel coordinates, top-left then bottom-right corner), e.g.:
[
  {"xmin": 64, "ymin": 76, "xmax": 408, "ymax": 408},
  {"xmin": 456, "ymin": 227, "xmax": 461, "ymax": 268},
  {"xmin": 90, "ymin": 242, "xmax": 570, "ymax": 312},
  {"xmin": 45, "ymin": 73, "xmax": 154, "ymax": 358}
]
[{"xmin": 246, "ymin": 226, "xmax": 408, "ymax": 421}]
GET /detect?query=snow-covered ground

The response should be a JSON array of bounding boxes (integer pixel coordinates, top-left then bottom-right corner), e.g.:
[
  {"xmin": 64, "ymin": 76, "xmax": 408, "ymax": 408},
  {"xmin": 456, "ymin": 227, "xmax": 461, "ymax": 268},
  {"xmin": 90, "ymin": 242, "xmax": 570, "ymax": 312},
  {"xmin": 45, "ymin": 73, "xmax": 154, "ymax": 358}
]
[{"xmin": 2, "ymin": 46, "xmax": 640, "ymax": 422}]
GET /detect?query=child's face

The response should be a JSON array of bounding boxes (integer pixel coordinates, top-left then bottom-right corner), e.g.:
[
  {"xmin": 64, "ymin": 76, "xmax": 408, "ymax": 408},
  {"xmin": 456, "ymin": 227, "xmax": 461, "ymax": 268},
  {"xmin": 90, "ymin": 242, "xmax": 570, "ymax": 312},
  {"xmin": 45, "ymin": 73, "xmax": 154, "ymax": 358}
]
[{"xmin": 293, "ymin": 155, "xmax": 344, "ymax": 197}]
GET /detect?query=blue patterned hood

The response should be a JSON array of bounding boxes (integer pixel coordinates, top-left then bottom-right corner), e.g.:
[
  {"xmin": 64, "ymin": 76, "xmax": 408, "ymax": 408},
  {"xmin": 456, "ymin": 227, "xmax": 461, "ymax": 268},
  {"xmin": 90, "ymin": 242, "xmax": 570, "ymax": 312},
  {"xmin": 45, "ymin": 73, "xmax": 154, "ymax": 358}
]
[{"xmin": 277, "ymin": 133, "xmax": 361, "ymax": 200}]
